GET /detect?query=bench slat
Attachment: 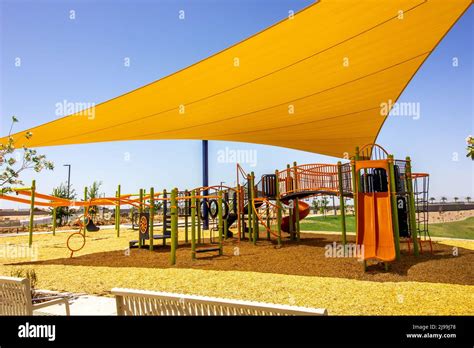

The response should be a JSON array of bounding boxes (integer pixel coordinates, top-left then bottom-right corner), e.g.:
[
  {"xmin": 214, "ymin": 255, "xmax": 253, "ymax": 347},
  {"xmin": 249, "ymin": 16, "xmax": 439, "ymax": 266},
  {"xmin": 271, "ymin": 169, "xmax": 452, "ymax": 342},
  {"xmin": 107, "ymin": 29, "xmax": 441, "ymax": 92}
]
[{"xmin": 111, "ymin": 288, "xmax": 327, "ymax": 316}]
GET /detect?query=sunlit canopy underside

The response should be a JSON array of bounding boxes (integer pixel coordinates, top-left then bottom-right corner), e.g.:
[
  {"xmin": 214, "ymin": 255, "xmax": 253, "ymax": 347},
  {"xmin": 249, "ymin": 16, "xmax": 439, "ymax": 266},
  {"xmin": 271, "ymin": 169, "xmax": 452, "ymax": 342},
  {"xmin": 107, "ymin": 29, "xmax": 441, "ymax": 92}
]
[{"xmin": 2, "ymin": 0, "xmax": 471, "ymax": 158}]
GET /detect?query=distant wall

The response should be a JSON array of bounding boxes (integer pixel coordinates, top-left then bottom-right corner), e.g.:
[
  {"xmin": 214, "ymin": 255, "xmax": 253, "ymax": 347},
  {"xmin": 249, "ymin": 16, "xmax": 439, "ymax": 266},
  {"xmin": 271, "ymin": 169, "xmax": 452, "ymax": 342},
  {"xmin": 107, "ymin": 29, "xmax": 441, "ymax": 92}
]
[
  {"xmin": 428, "ymin": 203, "xmax": 474, "ymax": 212},
  {"xmin": 0, "ymin": 208, "xmax": 48, "ymax": 217}
]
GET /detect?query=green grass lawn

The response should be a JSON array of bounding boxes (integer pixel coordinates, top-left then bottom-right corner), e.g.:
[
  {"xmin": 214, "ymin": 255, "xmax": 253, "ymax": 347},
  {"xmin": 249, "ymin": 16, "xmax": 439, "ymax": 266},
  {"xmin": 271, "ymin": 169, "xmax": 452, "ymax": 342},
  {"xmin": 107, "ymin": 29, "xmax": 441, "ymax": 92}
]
[
  {"xmin": 300, "ymin": 215, "xmax": 355, "ymax": 232},
  {"xmin": 300, "ymin": 215, "xmax": 474, "ymax": 240},
  {"xmin": 429, "ymin": 217, "xmax": 474, "ymax": 240}
]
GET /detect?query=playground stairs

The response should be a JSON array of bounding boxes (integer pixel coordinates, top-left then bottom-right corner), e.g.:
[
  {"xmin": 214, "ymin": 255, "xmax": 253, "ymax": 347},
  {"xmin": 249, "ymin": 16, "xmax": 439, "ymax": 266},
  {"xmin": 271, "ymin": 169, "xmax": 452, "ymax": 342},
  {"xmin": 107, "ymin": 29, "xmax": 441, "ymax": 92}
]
[
  {"xmin": 195, "ymin": 246, "xmax": 221, "ymax": 254},
  {"xmin": 164, "ymin": 214, "xmax": 171, "ymax": 230}
]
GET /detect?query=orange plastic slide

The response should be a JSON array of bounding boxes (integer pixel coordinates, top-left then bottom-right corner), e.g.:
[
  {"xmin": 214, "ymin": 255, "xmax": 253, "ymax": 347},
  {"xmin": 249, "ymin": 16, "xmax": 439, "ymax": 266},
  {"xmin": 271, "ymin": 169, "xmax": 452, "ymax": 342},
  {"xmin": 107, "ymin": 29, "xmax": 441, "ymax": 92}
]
[
  {"xmin": 281, "ymin": 201, "xmax": 310, "ymax": 232},
  {"xmin": 356, "ymin": 192, "xmax": 396, "ymax": 262}
]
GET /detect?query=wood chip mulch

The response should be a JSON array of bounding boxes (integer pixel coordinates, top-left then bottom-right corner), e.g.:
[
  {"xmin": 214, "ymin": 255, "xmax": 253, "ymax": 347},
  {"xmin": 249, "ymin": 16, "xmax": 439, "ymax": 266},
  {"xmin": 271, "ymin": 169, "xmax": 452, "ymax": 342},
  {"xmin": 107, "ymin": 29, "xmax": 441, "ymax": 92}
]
[{"xmin": 18, "ymin": 233, "xmax": 474, "ymax": 285}]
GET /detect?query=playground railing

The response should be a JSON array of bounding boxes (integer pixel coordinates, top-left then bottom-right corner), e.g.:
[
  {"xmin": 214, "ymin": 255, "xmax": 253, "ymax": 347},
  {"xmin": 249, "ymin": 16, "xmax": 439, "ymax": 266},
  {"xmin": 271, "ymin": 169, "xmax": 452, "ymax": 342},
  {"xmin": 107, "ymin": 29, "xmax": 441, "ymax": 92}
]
[{"xmin": 277, "ymin": 163, "xmax": 341, "ymax": 196}]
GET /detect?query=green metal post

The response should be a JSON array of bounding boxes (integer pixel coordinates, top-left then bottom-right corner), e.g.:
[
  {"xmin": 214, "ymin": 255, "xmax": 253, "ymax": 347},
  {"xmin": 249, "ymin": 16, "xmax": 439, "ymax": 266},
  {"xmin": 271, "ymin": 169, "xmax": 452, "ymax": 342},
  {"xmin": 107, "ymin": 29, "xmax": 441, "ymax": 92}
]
[
  {"xmin": 162, "ymin": 189, "xmax": 167, "ymax": 246},
  {"xmin": 294, "ymin": 199, "xmax": 301, "ymax": 242},
  {"xmin": 293, "ymin": 161, "xmax": 300, "ymax": 242},
  {"xmin": 251, "ymin": 172, "xmax": 258, "ymax": 244},
  {"xmin": 287, "ymin": 164, "xmax": 294, "ymax": 239},
  {"xmin": 84, "ymin": 186, "xmax": 88, "ymax": 237},
  {"xmin": 184, "ymin": 189, "xmax": 189, "ymax": 243},
  {"xmin": 265, "ymin": 204, "xmax": 271, "ymax": 240},
  {"xmin": 191, "ymin": 190, "xmax": 196, "ymax": 260},
  {"xmin": 149, "ymin": 187, "xmax": 154, "ymax": 251},
  {"xmin": 162, "ymin": 189, "xmax": 167, "ymax": 236},
  {"xmin": 196, "ymin": 195, "xmax": 201, "ymax": 244},
  {"xmin": 116, "ymin": 184, "xmax": 121, "ymax": 237},
  {"xmin": 237, "ymin": 184, "xmax": 243, "ymax": 240},
  {"xmin": 288, "ymin": 201, "xmax": 294, "ymax": 239},
  {"xmin": 139, "ymin": 189, "xmax": 143, "ymax": 214},
  {"xmin": 218, "ymin": 190, "xmax": 223, "ymax": 255},
  {"xmin": 170, "ymin": 188, "xmax": 178, "ymax": 265},
  {"xmin": 52, "ymin": 207, "xmax": 56, "ymax": 236},
  {"xmin": 353, "ymin": 147, "xmax": 365, "ymax": 269},
  {"xmin": 275, "ymin": 170, "xmax": 282, "ymax": 247},
  {"xmin": 223, "ymin": 217, "xmax": 228, "ymax": 240},
  {"xmin": 241, "ymin": 186, "xmax": 246, "ymax": 240},
  {"xmin": 405, "ymin": 156, "xmax": 419, "ymax": 256},
  {"xmin": 352, "ymin": 147, "xmax": 359, "ymax": 223},
  {"xmin": 388, "ymin": 155, "xmax": 401, "ymax": 260},
  {"xmin": 223, "ymin": 192, "xmax": 228, "ymax": 240},
  {"xmin": 138, "ymin": 189, "xmax": 143, "ymax": 248},
  {"xmin": 173, "ymin": 189, "xmax": 179, "ymax": 250},
  {"xmin": 337, "ymin": 161, "xmax": 347, "ymax": 246},
  {"xmin": 28, "ymin": 180, "xmax": 36, "ymax": 247},
  {"xmin": 247, "ymin": 174, "xmax": 253, "ymax": 242}
]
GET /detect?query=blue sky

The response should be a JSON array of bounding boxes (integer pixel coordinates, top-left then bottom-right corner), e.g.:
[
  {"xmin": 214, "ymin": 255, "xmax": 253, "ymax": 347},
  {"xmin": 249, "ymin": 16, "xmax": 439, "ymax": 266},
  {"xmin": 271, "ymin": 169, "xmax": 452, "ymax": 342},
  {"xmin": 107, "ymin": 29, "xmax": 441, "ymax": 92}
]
[{"xmin": 0, "ymin": 0, "xmax": 473, "ymax": 208}]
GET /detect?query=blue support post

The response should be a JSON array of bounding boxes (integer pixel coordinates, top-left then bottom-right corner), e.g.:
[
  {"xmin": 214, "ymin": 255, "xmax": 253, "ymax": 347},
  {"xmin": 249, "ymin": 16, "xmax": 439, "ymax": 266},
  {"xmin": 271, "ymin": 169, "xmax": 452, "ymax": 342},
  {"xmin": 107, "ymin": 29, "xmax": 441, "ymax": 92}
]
[{"xmin": 202, "ymin": 140, "xmax": 209, "ymax": 230}]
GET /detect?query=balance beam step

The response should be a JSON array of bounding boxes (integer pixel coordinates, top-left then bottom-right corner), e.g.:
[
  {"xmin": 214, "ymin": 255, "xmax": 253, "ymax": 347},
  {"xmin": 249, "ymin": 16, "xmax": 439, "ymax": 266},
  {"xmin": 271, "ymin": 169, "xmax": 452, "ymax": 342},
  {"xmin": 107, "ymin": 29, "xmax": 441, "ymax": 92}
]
[
  {"xmin": 195, "ymin": 247, "xmax": 221, "ymax": 253},
  {"xmin": 153, "ymin": 234, "xmax": 171, "ymax": 239}
]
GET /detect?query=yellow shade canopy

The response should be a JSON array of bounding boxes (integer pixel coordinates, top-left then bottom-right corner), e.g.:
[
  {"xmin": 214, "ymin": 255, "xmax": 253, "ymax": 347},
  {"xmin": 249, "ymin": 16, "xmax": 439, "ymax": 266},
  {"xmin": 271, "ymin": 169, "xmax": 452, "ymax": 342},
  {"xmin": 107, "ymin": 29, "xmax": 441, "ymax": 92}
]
[{"xmin": 2, "ymin": 0, "xmax": 471, "ymax": 158}]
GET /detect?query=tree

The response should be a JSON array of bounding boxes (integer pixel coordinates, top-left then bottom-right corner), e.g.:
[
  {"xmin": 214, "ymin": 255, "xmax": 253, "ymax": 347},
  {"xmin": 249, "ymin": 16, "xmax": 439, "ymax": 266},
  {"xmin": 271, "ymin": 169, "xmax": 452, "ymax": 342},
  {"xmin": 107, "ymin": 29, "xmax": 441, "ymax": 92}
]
[
  {"xmin": 441, "ymin": 196, "xmax": 447, "ymax": 204},
  {"xmin": 312, "ymin": 199, "xmax": 320, "ymax": 214},
  {"xmin": 466, "ymin": 135, "xmax": 473, "ymax": 160},
  {"xmin": 155, "ymin": 201, "xmax": 163, "ymax": 211},
  {"xmin": 454, "ymin": 197, "xmax": 459, "ymax": 203},
  {"xmin": 0, "ymin": 116, "xmax": 53, "ymax": 193},
  {"xmin": 466, "ymin": 196, "xmax": 472, "ymax": 203},
  {"xmin": 86, "ymin": 181, "xmax": 102, "ymax": 219},
  {"xmin": 429, "ymin": 197, "xmax": 436, "ymax": 204},
  {"xmin": 51, "ymin": 182, "xmax": 77, "ymax": 226},
  {"xmin": 320, "ymin": 197, "xmax": 329, "ymax": 217}
]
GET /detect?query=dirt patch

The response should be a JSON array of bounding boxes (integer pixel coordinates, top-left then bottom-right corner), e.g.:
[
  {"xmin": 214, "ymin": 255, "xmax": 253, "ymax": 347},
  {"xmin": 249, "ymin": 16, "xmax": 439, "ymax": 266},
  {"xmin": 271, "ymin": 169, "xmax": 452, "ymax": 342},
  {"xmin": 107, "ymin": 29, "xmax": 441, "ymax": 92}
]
[
  {"xmin": 14, "ymin": 233, "xmax": 473, "ymax": 286},
  {"xmin": 429, "ymin": 210, "xmax": 474, "ymax": 223}
]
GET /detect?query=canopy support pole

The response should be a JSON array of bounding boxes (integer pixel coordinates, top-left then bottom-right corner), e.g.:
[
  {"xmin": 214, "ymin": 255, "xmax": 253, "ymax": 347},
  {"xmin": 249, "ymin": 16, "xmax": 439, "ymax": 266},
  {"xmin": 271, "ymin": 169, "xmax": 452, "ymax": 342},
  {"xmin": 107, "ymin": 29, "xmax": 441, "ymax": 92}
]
[{"xmin": 202, "ymin": 140, "xmax": 209, "ymax": 230}]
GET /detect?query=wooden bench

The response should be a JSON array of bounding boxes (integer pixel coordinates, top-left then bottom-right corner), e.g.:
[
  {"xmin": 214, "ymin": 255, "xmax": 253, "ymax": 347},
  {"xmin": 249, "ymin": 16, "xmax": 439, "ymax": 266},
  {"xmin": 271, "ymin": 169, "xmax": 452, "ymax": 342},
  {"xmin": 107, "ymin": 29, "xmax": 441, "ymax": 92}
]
[
  {"xmin": 112, "ymin": 288, "xmax": 327, "ymax": 316},
  {"xmin": 0, "ymin": 276, "xmax": 70, "ymax": 315}
]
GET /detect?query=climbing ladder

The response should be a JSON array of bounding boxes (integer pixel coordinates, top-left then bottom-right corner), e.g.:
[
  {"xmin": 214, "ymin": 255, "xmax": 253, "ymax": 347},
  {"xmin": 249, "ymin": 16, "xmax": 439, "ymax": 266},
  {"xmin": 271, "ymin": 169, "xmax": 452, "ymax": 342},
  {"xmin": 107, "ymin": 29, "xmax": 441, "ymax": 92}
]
[{"xmin": 413, "ymin": 173, "xmax": 433, "ymax": 254}]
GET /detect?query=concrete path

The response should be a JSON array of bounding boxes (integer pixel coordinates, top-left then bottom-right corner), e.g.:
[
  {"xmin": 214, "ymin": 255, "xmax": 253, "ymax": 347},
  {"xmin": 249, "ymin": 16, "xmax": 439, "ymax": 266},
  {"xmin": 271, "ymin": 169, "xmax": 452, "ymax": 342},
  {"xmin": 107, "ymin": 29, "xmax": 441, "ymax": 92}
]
[{"xmin": 35, "ymin": 294, "xmax": 116, "ymax": 316}]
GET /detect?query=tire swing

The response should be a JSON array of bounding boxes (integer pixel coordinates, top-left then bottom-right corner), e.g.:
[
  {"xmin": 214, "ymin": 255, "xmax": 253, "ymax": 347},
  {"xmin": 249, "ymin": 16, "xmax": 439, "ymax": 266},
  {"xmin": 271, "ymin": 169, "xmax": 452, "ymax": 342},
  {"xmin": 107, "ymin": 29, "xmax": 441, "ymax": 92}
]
[
  {"xmin": 208, "ymin": 199, "xmax": 219, "ymax": 219},
  {"xmin": 208, "ymin": 199, "xmax": 229, "ymax": 220},
  {"xmin": 200, "ymin": 199, "xmax": 229, "ymax": 220},
  {"xmin": 200, "ymin": 200, "xmax": 209, "ymax": 220},
  {"xmin": 210, "ymin": 199, "xmax": 230, "ymax": 242}
]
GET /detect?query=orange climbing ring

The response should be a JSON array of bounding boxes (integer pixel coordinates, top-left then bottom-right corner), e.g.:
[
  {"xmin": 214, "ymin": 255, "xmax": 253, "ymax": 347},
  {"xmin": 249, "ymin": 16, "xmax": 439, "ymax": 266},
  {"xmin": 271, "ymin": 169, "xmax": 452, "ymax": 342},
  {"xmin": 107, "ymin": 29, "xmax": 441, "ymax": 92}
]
[
  {"xmin": 66, "ymin": 232, "xmax": 86, "ymax": 258},
  {"xmin": 67, "ymin": 209, "xmax": 91, "ymax": 258}
]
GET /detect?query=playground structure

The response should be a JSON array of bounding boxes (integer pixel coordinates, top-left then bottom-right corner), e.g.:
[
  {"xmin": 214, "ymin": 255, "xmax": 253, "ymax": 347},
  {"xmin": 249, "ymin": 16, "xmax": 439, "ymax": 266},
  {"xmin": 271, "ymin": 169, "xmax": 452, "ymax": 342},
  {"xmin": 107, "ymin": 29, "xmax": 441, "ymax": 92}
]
[
  {"xmin": 233, "ymin": 144, "xmax": 433, "ymax": 270},
  {"xmin": 127, "ymin": 186, "xmax": 234, "ymax": 261},
  {"xmin": 235, "ymin": 160, "xmax": 353, "ymax": 246},
  {"xmin": 0, "ymin": 182, "xmax": 236, "ymax": 264},
  {"xmin": 0, "ymin": 0, "xmax": 468, "ymax": 273},
  {"xmin": 0, "ymin": 144, "xmax": 432, "ymax": 270}
]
